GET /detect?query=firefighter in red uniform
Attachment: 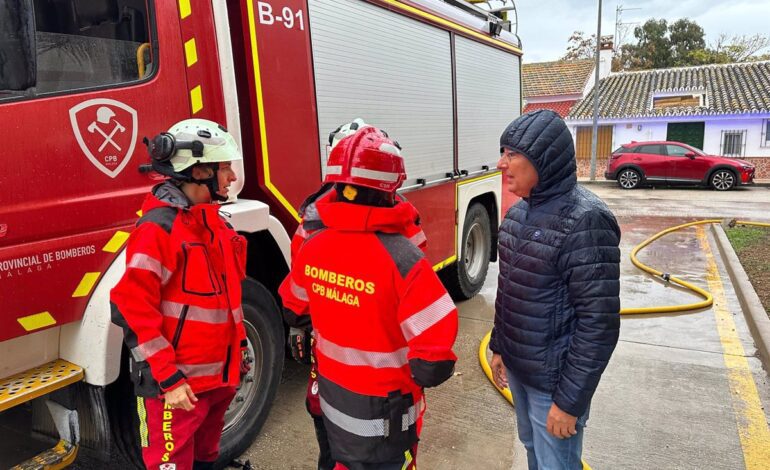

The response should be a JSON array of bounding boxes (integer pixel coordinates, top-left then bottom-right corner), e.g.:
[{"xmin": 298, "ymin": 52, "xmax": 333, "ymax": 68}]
[
  {"xmin": 288, "ymin": 120, "xmax": 428, "ymax": 470},
  {"xmin": 111, "ymin": 119, "xmax": 249, "ymax": 470},
  {"xmin": 280, "ymin": 124, "xmax": 457, "ymax": 470}
]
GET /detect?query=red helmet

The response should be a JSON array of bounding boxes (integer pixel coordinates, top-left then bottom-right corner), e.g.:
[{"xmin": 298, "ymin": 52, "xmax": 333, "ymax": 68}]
[{"xmin": 324, "ymin": 126, "xmax": 406, "ymax": 193}]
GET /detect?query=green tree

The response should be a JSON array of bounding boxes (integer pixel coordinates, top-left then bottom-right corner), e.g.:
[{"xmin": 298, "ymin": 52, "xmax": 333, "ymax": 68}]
[{"xmin": 669, "ymin": 19, "xmax": 706, "ymax": 66}]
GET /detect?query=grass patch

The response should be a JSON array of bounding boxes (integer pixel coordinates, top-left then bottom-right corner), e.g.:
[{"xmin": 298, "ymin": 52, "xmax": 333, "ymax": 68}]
[{"xmin": 725, "ymin": 225, "xmax": 770, "ymax": 317}]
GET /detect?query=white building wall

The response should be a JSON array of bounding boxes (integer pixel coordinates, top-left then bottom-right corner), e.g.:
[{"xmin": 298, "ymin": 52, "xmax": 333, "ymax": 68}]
[
  {"xmin": 703, "ymin": 118, "xmax": 770, "ymax": 157},
  {"xmin": 612, "ymin": 122, "xmax": 669, "ymax": 148},
  {"xmin": 568, "ymin": 116, "xmax": 770, "ymax": 157}
]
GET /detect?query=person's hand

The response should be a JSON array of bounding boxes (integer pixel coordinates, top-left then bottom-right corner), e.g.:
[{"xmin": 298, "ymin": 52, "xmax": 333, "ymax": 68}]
[
  {"xmin": 490, "ymin": 353, "xmax": 508, "ymax": 389},
  {"xmin": 239, "ymin": 349, "xmax": 252, "ymax": 379},
  {"xmin": 289, "ymin": 327, "xmax": 311, "ymax": 364},
  {"xmin": 546, "ymin": 403, "xmax": 578, "ymax": 439},
  {"xmin": 164, "ymin": 383, "xmax": 197, "ymax": 411}
]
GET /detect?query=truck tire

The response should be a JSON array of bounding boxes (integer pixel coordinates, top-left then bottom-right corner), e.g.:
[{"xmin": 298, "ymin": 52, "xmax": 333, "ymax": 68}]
[
  {"xmin": 216, "ymin": 278, "xmax": 284, "ymax": 466},
  {"xmin": 108, "ymin": 278, "xmax": 284, "ymax": 469},
  {"xmin": 440, "ymin": 203, "xmax": 491, "ymax": 300}
]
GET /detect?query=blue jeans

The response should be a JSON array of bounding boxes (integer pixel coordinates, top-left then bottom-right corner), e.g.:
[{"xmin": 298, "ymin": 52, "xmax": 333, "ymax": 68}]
[{"xmin": 506, "ymin": 369, "xmax": 589, "ymax": 470}]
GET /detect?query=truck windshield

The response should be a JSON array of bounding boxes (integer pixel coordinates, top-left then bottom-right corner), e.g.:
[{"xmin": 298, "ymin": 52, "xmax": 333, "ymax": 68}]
[{"xmin": 0, "ymin": 0, "xmax": 155, "ymax": 102}]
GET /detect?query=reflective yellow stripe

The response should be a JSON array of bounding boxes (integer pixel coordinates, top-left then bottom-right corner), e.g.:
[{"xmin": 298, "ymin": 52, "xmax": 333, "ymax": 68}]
[
  {"xmin": 72, "ymin": 272, "xmax": 100, "ymax": 298},
  {"xmin": 103, "ymin": 230, "xmax": 130, "ymax": 253},
  {"xmin": 432, "ymin": 255, "xmax": 457, "ymax": 272},
  {"xmin": 17, "ymin": 312, "xmax": 56, "ymax": 331},
  {"xmin": 137, "ymin": 397, "xmax": 149, "ymax": 447},
  {"xmin": 178, "ymin": 0, "xmax": 191, "ymax": 19},
  {"xmin": 190, "ymin": 85, "xmax": 203, "ymax": 114},
  {"xmin": 184, "ymin": 38, "xmax": 198, "ymax": 67},
  {"xmin": 402, "ymin": 449, "xmax": 413, "ymax": 470},
  {"xmin": 245, "ymin": 0, "xmax": 301, "ymax": 222},
  {"xmin": 136, "ymin": 209, "xmax": 143, "ymax": 217}
]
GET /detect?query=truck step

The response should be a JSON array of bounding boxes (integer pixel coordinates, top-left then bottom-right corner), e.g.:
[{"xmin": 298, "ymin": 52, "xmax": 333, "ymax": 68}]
[
  {"xmin": 0, "ymin": 360, "xmax": 84, "ymax": 412},
  {"xmin": 10, "ymin": 439, "xmax": 78, "ymax": 470}
]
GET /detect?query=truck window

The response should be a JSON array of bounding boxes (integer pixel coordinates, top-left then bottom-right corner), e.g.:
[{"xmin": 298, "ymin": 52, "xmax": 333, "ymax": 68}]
[{"xmin": 0, "ymin": 0, "xmax": 155, "ymax": 102}]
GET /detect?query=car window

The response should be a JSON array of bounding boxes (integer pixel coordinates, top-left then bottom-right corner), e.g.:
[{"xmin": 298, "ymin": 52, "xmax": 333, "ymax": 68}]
[
  {"xmin": 636, "ymin": 145, "xmax": 663, "ymax": 155},
  {"xmin": 612, "ymin": 145, "xmax": 630, "ymax": 154},
  {"xmin": 665, "ymin": 145, "xmax": 689, "ymax": 157}
]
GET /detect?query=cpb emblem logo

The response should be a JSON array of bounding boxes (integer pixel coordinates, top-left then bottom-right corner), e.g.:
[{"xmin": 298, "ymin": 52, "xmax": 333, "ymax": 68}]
[{"xmin": 69, "ymin": 98, "xmax": 138, "ymax": 178}]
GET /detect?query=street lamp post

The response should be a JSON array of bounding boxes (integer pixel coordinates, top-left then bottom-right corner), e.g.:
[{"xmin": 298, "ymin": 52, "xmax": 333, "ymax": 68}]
[{"xmin": 589, "ymin": 0, "xmax": 602, "ymax": 180}]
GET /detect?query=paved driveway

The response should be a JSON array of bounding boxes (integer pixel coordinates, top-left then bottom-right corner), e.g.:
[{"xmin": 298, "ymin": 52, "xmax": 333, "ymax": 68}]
[{"xmin": 242, "ymin": 185, "xmax": 770, "ymax": 469}]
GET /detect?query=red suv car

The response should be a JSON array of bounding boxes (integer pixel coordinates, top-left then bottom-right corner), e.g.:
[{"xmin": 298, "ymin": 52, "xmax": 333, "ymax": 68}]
[{"xmin": 605, "ymin": 141, "xmax": 756, "ymax": 190}]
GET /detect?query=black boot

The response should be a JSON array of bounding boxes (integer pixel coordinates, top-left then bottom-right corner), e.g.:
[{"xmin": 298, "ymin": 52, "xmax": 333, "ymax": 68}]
[{"xmin": 192, "ymin": 461, "xmax": 215, "ymax": 470}]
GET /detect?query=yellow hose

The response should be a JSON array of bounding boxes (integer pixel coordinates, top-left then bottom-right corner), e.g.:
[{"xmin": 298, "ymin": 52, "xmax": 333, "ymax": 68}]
[{"xmin": 479, "ymin": 218, "xmax": 770, "ymax": 469}]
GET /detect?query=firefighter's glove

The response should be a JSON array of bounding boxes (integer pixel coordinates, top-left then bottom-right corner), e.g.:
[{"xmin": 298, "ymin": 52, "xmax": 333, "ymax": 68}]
[
  {"xmin": 289, "ymin": 327, "xmax": 311, "ymax": 365},
  {"xmin": 239, "ymin": 349, "xmax": 252, "ymax": 379}
]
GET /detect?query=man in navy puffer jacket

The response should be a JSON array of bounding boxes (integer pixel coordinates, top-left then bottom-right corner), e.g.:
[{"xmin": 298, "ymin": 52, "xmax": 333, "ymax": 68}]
[{"xmin": 489, "ymin": 110, "xmax": 620, "ymax": 469}]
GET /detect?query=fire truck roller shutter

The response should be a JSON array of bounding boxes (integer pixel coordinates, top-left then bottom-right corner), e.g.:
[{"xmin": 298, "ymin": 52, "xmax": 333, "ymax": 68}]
[
  {"xmin": 455, "ymin": 36, "xmax": 521, "ymax": 173},
  {"xmin": 308, "ymin": 0, "xmax": 454, "ymax": 182}
]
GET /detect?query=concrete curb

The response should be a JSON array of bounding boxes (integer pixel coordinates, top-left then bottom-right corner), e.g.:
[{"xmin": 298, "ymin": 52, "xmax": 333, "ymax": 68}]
[{"xmin": 711, "ymin": 223, "xmax": 770, "ymax": 372}]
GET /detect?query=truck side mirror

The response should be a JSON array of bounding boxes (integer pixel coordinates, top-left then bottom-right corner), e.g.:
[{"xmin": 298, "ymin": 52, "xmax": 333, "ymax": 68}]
[{"xmin": 0, "ymin": 0, "xmax": 37, "ymax": 91}]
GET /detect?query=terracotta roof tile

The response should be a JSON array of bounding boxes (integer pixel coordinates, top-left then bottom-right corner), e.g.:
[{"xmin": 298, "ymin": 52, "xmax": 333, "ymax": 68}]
[
  {"xmin": 522, "ymin": 60, "xmax": 594, "ymax": 98},
  {"xmin": 523, "ymin": 100, "xmax": 578, "ymax": 118},
  {"xmin": 568, "ymin": 61, "xmax": 770, "ymax": 119}
]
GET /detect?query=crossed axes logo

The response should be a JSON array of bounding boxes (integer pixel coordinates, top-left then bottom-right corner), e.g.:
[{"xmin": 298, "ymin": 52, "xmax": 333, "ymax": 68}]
[{"xmin": 69, "ymin": 98, "xmax": 138, "ymax": 178}]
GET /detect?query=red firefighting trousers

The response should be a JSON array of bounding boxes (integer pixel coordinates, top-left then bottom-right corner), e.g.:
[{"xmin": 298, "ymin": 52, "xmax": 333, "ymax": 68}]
[{"xmin": 137, "ymin": 386, "xmax": 236, "ymax": 469}]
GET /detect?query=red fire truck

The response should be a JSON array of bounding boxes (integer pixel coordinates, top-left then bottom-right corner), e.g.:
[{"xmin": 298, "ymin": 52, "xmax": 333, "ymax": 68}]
[{"xmin": 0, "ymin": 0, "xmax": 521, "ymax": 467}]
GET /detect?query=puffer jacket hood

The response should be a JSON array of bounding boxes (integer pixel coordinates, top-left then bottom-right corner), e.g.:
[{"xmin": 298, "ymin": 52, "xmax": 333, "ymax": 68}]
[{"xmin": 499, "ymin": 110, "xmax": 577, "ymax": 205}]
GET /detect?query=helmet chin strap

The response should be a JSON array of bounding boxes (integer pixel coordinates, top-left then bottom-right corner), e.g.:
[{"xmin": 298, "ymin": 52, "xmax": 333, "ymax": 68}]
[{"xmin": 190, "ymin": 163, "xmax": 228, "ymax": 202}]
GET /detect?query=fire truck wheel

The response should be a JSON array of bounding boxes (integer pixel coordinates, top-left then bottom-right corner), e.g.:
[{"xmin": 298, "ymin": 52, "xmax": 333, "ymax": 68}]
[
  {"xmin": 440, "ymin": 202, "xmax": 491, "ymax": 300},
  {"xmin": 216, "ymin": 278, "xmax": 285, "ymax": 465}
]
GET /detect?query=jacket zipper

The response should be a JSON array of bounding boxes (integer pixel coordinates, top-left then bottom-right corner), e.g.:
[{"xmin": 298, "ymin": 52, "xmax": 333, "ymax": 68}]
[{"xmin": 171, "ymin": 305, "xmax": 190, "ymax": 348}]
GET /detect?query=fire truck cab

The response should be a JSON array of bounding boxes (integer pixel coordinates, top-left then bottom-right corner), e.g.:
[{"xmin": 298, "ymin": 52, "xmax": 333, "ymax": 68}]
[{"xmin": 0, "ymin": 0, "xmax": 521, "ymax": 467}]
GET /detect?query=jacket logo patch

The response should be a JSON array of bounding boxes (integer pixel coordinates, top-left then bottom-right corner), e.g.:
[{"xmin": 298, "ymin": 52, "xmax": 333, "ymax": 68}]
[
  {"xmin": 69, "ymin": 98, "xmax": 138, "ymax": 178},
  {"xmin": 160, "ymin": 464, "xmax": 177, "ymax": 470}
]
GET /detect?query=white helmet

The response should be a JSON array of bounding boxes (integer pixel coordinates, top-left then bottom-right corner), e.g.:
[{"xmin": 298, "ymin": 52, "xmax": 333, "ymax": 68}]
[
  {"xmin": 146, "ymin": 119, "xmax": 241, "ymax": 174},
  {"xmin": 328, "ymin": 118, "xmax": 371, "ymax": 151}
]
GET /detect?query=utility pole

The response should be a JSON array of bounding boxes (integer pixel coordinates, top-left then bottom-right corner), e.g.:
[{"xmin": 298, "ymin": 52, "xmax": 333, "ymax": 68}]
[{"xmin": 589, "ymin": 0, "xmax": 602, "ymax": 181}]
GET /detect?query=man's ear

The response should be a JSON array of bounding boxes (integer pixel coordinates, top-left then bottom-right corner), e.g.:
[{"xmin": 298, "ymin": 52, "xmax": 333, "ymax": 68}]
[{"xmin": 190, "ymin": 164, "xmax": 213, "ymax": 180}]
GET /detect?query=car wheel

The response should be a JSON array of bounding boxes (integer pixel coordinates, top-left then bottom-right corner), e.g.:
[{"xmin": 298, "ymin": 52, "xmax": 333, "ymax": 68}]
[
  {"xmin": 439, "ymin": 202, "xmax": 491, "ymax": 300},
  {"xmin": 710, "ymin": 169, "xmax": 736, "ymax": 191},
  {"xmin": 617, "ymin": 168, "xmax": 641, "ymax": 189}
]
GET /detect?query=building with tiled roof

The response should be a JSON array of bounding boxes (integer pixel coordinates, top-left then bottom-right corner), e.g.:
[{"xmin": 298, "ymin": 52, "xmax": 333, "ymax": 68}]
[
  {"xmin": 523, "ymin": 59, "xmax": 595, "ymax": 98},
  {"xmin": 522, "ymin": 40, "xmax": 614, "ymax": 118},
  {"xmin": 566, "ymin": 61, "xmax": 770, "ymax": 179}
]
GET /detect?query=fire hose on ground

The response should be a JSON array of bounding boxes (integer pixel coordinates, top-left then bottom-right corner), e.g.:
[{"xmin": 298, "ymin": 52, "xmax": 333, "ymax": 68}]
[{"xmin": 478, "ymin": 218, "xmax": 770, "ymax": 469}]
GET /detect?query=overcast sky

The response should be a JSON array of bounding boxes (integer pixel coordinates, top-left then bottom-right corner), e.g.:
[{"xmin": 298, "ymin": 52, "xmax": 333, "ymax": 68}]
[{"xmin": 513, "ymin": 0, "xmax": 770, "ymax": 63}]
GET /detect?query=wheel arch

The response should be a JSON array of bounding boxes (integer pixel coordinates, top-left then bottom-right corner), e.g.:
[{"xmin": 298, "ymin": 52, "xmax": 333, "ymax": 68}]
[
  {"xmin": 616, "ymin": 164, "xmax": 646, "ymax": 180},
  {"xmin": 704, "ymin": 165, "xmax": 739, "ymax": 186}
]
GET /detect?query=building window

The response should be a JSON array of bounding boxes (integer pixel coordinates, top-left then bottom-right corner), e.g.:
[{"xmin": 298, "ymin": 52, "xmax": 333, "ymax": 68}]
[
  {"xmin": 721, "ymin": 130, "xmax": 747, "ymax": 157},
  {"xmin": 651, "ymin": 90, "xmax": 706, "ymax": 111},
  {"xmin": 762, "ymin": 119, "xmax": 770, "ymax": 147}
]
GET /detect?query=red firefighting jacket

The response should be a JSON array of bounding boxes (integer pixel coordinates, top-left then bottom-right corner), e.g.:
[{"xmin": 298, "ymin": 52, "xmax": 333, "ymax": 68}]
[
  {"xmin": 111, "ymin": 182, "xmax": 247, "ymax": 396},
  {"xmin": 279, "ymin": 194, "xmax": 457, "ymax": 463}
]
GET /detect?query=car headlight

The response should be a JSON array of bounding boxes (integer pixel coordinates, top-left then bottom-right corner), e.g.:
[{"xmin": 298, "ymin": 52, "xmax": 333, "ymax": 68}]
[{"xmin": 741, "ymin": 165, "xmax": 754, "ymax": 170}]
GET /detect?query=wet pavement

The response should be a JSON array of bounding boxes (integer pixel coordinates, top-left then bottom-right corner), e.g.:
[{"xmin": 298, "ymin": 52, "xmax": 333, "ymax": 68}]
[{"xmin": 240, "ymin": 185, "xmax": 770, "ymax": 469}]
